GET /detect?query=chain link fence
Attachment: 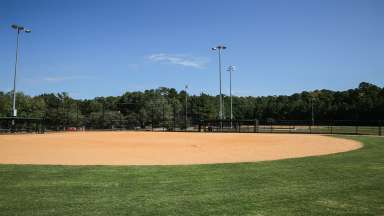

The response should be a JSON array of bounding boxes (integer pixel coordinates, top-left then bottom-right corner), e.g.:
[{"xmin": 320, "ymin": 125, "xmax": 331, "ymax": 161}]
[
  {"xmin": 1, "ymin": 116, "xmax": 382, "ymax": 136},
  {"xmin": 199, "ymin": 119, "xmax": 383, "ymax": 136}
]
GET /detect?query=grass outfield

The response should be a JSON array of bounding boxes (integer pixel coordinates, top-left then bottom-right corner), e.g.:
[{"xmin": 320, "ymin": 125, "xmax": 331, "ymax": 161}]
[{"xmin": 0, "ymin": 136, "xmax": 383, "ymax": 215}]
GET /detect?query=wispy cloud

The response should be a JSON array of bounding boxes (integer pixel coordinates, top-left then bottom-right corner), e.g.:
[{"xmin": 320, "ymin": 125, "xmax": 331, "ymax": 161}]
[
  {"xmin": 147, "ymin": 53, "xmax": 209, "ymax": 69},
  {"xmin": 43, "ymin": 75, "xmax": 90, "ymax": 82}
]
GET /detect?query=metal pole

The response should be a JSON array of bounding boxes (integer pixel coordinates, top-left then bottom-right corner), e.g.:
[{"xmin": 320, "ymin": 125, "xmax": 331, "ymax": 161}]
[
  {"xmin": 10, "ymin": 25, "xmax": 30, "ymax": 117},
  {"xmin": 218, "ymin": 49, "xmax": 223, "ymax": 127},
  {"xmin": 12, "ymin": 29, "xmax": 20, "ymax": 117},
  {"xmin": 230, "ymin": 68, "xmax": 232, "ymax": 126},
  {"xmin": 212, "ymin": 45, "xmax": 226, "ymax": 130},
  {"xmin": 162, "ymin": 102, "xmax": 165, "ymax": 132},
  {"xmin": 229, "ymin": 67, "xmax": 233, "ymax": 128}
]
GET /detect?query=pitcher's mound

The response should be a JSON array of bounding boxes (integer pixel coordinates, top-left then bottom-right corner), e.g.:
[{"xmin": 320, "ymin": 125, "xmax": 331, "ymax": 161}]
[{"xmin": 0, "ymin": 132, "xmax": 361, "ymax": 165}]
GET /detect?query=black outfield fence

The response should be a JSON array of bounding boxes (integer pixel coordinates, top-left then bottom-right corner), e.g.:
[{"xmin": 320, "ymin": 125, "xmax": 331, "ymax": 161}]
[
  {"xmin": 0, "ymin": 116, "xmax": 382, "ymax": 136},
  {"xmin": 199, "ymin": 119, "xmax": 383, "ymax": 136},
  {"xmin": 0, "ymin": 117, "xmax": 45, "ymax": 133}
]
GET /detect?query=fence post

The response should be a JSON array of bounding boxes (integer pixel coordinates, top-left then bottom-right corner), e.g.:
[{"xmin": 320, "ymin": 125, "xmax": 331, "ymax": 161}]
[
  {"xmin": 330, "ymin": 121, "xmax": 333, "ymax": 134},
  {"xmin": 379, "ymin": 121, "xmax": 382, "ymax": 136},
  {"xmin": 355, "ymin": 125, "xmax": 359, "ymax": 135}
]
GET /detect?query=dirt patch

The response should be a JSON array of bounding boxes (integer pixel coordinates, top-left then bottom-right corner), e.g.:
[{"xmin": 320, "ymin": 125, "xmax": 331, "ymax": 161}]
[{"xmin": 0, "ymin": 132, "xmax": 362, "ymax": 165}]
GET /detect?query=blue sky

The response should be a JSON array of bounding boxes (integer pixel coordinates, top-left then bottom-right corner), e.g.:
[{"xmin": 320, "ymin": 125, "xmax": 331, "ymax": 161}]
[{"xmin": 1, "ymin": 0, "xmax": 383, "ymax": 99}]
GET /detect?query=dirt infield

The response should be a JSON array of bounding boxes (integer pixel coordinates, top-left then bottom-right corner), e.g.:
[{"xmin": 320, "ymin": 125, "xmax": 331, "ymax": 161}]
[{"xmin": 0, "ymin": 132, "xmax": 361, "ymax": 165}]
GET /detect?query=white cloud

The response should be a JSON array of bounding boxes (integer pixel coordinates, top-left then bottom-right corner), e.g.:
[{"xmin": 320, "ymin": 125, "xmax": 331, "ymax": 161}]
[{"xmin": 147, "ymin": 53, "xmax": 208, "ymax": 69}]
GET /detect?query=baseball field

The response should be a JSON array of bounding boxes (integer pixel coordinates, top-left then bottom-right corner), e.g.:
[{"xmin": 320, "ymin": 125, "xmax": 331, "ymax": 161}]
[{"xmin": 0, "ymin": 133, "xmax": 383, "ymax": 215}]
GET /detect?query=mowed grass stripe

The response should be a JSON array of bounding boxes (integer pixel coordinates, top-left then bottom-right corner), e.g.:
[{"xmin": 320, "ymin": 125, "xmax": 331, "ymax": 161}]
[{"xmin": 0, "ymin": 136, "xmax": 383, "ymax": 215}]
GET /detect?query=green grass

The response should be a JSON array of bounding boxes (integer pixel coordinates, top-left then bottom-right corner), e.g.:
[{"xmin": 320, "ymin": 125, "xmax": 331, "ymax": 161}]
[{"xmin": 0, "ymin": 136, "xmax": 383, "ymax": 215}]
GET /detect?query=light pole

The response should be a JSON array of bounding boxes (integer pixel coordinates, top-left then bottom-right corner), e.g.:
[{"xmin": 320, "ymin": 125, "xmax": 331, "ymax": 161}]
[
  {"xmin": 11, "ymin": 24, "xmax": 31, "ymax": 117},
  {"xmin": 211, "ymin": 45, "xmax": 226, "ymax": 129},
  {"xmin": 227, "ymin": 65, "xmax": 235, "ymax": 128}
]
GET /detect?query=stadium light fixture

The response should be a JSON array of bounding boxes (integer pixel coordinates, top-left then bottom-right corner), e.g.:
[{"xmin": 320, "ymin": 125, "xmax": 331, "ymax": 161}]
[
  {"xmin": 10, "ymin": 24, "xmax": 31, "ymax": 117},
  {"xmin": 211, "ymin": 45, "xmax": 227, "ymax": 128}
]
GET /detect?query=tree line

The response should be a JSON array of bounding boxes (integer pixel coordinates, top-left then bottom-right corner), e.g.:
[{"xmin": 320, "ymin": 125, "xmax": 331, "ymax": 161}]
[{"xmin": 0, "ymin": 82, "xmax": 383, "ymax": 129}]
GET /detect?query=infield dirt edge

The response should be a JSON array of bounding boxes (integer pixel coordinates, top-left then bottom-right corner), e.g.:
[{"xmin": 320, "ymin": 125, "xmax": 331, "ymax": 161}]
[{"xmin": 0, "ymin": 132, "xmax": 362, "ymax": 166}]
